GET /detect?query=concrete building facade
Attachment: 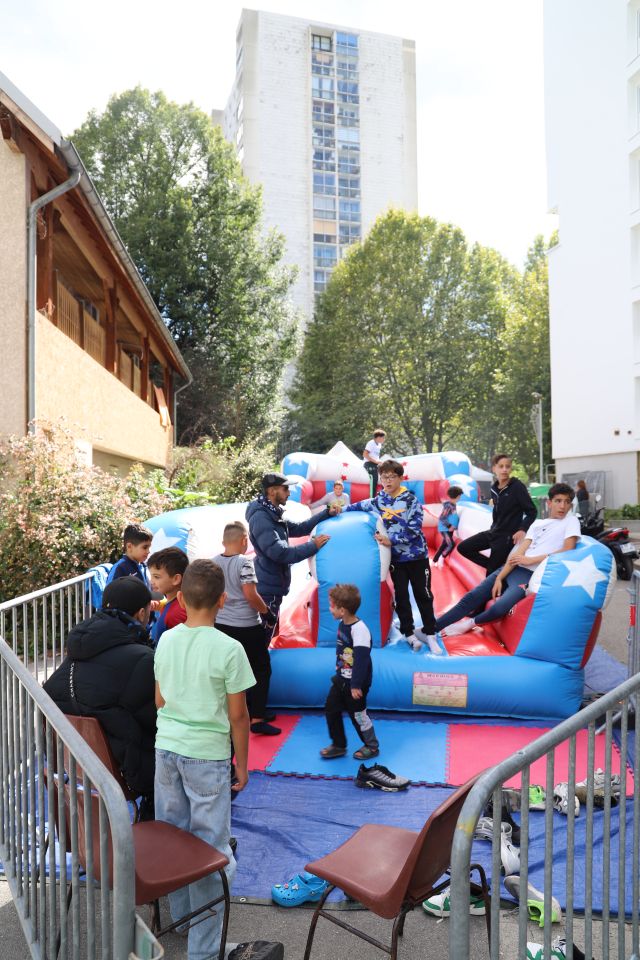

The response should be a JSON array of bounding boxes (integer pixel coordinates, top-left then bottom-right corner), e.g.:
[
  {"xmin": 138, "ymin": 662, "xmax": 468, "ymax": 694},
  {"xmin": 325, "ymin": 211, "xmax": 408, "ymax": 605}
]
[
  {"xmin": 215, "ymin": 9, "xmax": 418, "ymax": 324},
  {"xmin": 544, "ymin": 1, "xmax": 640, "ymax": 506}
]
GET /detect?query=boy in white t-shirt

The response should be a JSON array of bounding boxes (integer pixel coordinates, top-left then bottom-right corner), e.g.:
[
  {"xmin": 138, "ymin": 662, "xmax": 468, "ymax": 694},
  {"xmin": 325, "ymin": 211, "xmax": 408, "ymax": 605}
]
[
  {"xmin": 436, "ymin": 484, "xmax": 580, "ymax": 637},
  {"xmin": 363, "ymin": 429, "xmax": 386, "ymax": 497}
]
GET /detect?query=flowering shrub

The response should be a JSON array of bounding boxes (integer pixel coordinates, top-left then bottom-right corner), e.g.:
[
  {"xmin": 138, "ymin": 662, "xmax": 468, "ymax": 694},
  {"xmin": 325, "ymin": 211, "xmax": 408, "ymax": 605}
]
[{"xmin": 0, "ymin": 425, "xmax": 170, "ymax": 601}]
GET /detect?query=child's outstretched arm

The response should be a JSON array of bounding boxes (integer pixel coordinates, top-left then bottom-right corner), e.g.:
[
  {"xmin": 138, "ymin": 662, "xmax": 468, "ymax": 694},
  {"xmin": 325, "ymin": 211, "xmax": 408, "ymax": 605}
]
[
  {"xmin": 242, "ymin": 582, "xmax": 268, "ymax": 614},
  {"xmin": 228, "ymin": 691, "xmax": 250, "ymax": 792}
]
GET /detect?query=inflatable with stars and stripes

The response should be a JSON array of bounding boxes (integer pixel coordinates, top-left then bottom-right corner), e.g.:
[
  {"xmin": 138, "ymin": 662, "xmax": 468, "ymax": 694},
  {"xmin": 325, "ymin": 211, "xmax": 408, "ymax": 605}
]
[{"xmin": 142, "ymin": 448, "xmax": 616, "ymax": 720}]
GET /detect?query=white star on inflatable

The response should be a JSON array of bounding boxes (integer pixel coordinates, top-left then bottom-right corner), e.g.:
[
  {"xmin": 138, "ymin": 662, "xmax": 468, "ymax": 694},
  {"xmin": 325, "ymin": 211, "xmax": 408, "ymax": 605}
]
[
  {"xmin": 149, "ymin": 527, "xmax": 182, "ymax": 552},
  {"xmin": 449, "ymin": 474, "xmax": 476, "ymax": 497},
  {"xmin": 283, "ymin": 455, "xmax": 308, "ymax": 472},
  {"xmin": 561, "ymin": 554, "xmax": 608, "ymax": 599}
]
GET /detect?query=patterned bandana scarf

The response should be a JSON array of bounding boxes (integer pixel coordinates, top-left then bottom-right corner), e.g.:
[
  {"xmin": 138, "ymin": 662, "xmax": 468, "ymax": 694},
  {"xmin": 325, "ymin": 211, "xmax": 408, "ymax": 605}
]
[{"xmin": 257, "ymin": 492, "xmax": 284, "ymax": 519}]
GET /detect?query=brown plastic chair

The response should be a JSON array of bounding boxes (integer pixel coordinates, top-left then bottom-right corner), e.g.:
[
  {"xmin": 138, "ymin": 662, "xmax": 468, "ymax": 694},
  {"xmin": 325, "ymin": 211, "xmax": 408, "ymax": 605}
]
[
  {"xmin": 303, "ymin": 774, "xmax": 490, "ymax": 960},
  {"xmin": 63, "ymin": 714, "xmax": 140, "ymax": 810},
  {"xmin": 62, "ymin": 716, "xmax": 231, "ymax": 958}
]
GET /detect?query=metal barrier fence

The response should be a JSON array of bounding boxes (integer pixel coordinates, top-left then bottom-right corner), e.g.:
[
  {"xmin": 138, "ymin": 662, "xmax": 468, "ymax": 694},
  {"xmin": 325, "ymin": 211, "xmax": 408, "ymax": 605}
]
[
  {"xmin": 450, "ymin": 571, "xmax": 640, "ymax": 960},
  {"xmin": 0, "ymin": 574, "xmax": 162, "ymax": 959},
  {"xmin": 0, "ymin": 572, "xmax": 95, "ymax": 680}
]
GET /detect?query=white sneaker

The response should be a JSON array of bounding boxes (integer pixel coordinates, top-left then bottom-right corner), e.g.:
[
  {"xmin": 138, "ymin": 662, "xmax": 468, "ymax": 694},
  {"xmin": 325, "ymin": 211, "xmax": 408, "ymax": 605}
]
[
  {"xmin": 440, "ymin": 617, "xmax": 475, "ymax": 637},
  {"xmin": 422, "ymin": 886, "xmax": 486, "ymax": 917},
  {"xmin": 500, "ymin": 835, "xmax": 520, "ymax": 875},
  {"xmin": 526, "ymin": 940, "xmax": 567, "ymax": 960},
  {"xmin": 553, "ymin": 782, "xmax": 580, "ymax": 817},
  {"xmin": 406, "ymin": 634, "xmax": 424, "ymax": 652}
]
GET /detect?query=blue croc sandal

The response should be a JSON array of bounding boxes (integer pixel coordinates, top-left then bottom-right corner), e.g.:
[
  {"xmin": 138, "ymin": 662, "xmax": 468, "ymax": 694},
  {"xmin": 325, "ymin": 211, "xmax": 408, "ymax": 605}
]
[{"xmin": 271, "ymin": 871, "xmax": 329, "ymax": 907}]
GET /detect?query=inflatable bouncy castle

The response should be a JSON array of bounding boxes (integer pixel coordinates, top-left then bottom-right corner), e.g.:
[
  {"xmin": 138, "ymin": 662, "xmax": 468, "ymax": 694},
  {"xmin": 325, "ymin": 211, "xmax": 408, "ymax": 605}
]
[{"xmin": 144, "ymin": 445, "xmax": 616, "ymax": 722}]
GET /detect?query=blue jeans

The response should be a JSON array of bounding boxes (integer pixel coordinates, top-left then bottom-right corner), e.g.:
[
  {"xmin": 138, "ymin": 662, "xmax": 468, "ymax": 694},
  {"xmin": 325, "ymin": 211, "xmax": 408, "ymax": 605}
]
[
  {"xmin": 155, "ymin": 750, "xmax": 235, "ymax": 960},
  {"xmin": 434, "ymin": 566, "xmax": 533, "ymax": 631}
]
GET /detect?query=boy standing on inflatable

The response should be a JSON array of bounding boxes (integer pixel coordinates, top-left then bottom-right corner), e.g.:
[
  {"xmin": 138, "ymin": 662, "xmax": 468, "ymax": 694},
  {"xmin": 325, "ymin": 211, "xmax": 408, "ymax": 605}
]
[
  {"xmin": 458, "ymin": 453, "xmax": 537, "ymax": 575},
  {"xmin": 345, "ymin": 460, "xmax": 441, "ymax": 655},
  {"xmin": 362, "ymin": 429, "xmax": 386, "ymax": 497}
]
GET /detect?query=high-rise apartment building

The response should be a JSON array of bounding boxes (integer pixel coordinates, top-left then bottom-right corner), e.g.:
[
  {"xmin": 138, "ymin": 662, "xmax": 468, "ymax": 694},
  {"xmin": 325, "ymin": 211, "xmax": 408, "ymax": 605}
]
[
  {"xmin": 544, "ymin": 1, "xmax": 640, "ymax": 506},
  {"xmin": 214, "ymin": 9, "xmax": 418, "ymax": 324}
]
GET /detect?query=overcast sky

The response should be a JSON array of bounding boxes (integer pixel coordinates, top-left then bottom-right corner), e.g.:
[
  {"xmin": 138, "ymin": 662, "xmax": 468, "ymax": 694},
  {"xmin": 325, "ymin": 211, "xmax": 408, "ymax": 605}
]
[{"xmin": 1, "ymin": 0, "xmax": 552, "ymax": 266}]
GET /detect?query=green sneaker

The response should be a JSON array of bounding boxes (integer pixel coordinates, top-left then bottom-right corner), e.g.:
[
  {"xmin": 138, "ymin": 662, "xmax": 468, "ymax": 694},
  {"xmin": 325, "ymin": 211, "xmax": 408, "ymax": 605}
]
[
  {"xmin": 422, "ymin": 886, "xmax": 486, "ymax": 918},
  {"xmin": 529, "ymin": 785, "xmax": 546, "ymax": 810},
  {"xmin": 504, "ymin": 875, "xmax": 561, "ymax": 927}
]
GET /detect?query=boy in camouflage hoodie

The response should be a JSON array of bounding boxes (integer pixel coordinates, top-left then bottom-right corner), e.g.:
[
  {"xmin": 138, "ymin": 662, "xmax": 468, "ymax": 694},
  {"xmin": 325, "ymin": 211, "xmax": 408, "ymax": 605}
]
[{"xmin": 346, "ymin": 460, "xmax": 441, "ymax": 655}]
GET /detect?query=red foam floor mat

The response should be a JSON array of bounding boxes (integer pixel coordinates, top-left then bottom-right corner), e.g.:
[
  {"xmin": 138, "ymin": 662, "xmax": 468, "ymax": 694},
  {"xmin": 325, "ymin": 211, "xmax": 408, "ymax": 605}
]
[
  {"xmin": 447, "ymin": 723, "xmax": 635, "ymax": 791},
  {"xmin": 247, "ymin": 714, "xmax": 300, "ymax": 771}
]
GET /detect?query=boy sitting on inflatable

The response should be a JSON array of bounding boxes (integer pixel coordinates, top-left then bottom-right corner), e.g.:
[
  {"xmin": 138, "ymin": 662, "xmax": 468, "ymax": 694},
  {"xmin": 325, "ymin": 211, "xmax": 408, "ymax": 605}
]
[{"xmin": 436, "ymin": 482, "xmax": 580, "ymax": 637}]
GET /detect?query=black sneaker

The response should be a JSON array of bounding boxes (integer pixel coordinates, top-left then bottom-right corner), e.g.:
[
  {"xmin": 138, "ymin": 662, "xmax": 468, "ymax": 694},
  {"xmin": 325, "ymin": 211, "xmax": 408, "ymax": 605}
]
[
  {"xmin": 355, "ymin": 763, "xmax": 410, "ymax": 792},
  {"xmin": 250, "ymin": 721, "xmax": 281, "ymax": 736}
]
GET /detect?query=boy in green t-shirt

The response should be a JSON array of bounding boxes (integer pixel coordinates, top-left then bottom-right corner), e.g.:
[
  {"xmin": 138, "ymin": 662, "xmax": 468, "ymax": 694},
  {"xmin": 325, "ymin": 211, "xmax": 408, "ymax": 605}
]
[{"xmin": 154, "ymin": 559, "xmax": 255, "ymax": 960}]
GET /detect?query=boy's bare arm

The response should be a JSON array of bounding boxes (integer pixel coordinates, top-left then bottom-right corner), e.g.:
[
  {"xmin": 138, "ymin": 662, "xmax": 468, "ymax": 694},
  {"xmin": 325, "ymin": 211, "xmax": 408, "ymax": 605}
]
[
  {"xmin": 155, "ymin": 681, "xmax": 165, "ymax": 708},
  {"xmin": 242, "ymin": 582, "xmax": 268, "ymax": 614},
  {"xmin": 227, "ymin": 692, "xmax": 250, "ymax": 791}
]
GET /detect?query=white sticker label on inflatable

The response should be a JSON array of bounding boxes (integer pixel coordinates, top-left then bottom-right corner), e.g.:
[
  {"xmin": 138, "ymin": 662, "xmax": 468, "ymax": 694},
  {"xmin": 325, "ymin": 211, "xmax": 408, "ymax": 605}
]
[{"xmin": 412, "ymin": 672, "xmax": 468, "ymax": 709}]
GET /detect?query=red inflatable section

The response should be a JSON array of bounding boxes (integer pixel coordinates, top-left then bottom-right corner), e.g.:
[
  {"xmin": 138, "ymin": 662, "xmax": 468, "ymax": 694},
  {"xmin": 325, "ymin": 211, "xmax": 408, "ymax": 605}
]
[{"xmin": 309, "ymin": 480, "xmax": 372, "ymax": 505}]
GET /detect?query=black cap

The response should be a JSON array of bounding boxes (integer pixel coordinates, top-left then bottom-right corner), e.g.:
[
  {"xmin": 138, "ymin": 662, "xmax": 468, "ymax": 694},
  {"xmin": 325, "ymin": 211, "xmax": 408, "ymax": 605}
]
[
  {"xmin": 261, "ymin": 472, "xmax": 290, "ymax": 491},
  {"xmin": 102, "ymin": 577, "xmax": 152, "ymax": 615}
]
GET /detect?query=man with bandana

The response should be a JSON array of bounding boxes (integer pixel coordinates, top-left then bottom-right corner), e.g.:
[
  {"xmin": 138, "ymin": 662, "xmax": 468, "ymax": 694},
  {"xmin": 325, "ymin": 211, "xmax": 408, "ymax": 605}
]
[{"xmin": 246, "ymin": 473, "xmax": 340, "ymax": 716}]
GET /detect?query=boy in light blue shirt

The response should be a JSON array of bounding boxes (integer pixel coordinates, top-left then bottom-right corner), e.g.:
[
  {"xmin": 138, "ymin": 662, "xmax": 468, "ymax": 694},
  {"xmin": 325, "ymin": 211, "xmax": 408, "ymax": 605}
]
[{"xmin": 154, "ymin": 559, "xmax": 255, "ymax": 960}]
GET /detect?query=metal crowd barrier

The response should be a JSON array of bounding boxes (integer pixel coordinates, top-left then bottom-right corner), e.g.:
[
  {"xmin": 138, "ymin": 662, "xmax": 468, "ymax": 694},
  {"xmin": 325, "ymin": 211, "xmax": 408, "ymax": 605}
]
[
  {"xmin": 450, "ymin": 571, "xmax": 640, "ymax": 960},
  {"xmin": 0, "ymin": 574, "xmax": 162, "ymax": 959},
  {"xmin": 0, "ymin": 572, "xmax": 95, "ymax": 680}
]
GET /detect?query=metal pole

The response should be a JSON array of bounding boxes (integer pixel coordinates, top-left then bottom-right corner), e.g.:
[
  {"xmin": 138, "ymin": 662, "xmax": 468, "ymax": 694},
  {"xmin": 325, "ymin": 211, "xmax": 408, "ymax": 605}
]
[{"xmin": 538, "ymin": 395, "xmax": 544, "ymax": 484}]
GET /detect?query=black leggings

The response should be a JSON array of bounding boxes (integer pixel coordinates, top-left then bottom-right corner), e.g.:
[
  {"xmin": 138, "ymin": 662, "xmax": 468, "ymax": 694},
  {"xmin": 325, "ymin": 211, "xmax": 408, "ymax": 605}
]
[
  {"xmin": 457, "ymin": 531, "xmax": 514, "ymax": 575},
  {"xmin": 215, "ymin": 622, "xmax": 271, "ymax": 718},
  {"xmin": 433, "ymin": 531, "xmax": 455, "ymax": 563},
  {"xmin": 391, "ymin": 557, "xmax": 436, "ymax": 636}
]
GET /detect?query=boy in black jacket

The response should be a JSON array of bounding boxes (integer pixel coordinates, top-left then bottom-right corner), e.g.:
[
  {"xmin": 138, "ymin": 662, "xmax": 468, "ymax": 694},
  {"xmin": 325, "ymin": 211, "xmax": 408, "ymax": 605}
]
[
  {"xmin": 43, "ymin": 578, "xmax": 156, "ymax": 813},
  {"xmin": 320, "ymin": 584, "xmax": 379, "ymax": 762},
  {"xmin": 457, "ymin": 453, "xmax": 537, "ymax": 575}
]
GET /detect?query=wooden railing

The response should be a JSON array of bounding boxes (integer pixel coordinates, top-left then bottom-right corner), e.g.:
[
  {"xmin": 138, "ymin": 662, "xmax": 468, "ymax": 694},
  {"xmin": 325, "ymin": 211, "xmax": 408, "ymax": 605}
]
[
  {"xmin": 118, "ymin": 346, "xmax": 133, "ymax": 390},
  {"xmin": 83, "ymin": 309, "xmax": 105, "ymax": 365},
  {"xmin": 56, "ymin": 277, "xmax": 82, "ymax": 346},
  {"xmin": 132, "ymin": 363, "xmax": 141, "ymax": 398}
]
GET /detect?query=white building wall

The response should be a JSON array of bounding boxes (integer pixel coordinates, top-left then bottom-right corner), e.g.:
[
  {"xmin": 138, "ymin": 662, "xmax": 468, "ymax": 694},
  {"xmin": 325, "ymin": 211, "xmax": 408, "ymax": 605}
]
[
  {"xmin": 359, "ymin": 33, "xmax": 418, "ymax": 231},
  {"xmin": 217, "ymin": 9, "xmax": 417, "ymax": 327},
  {"xmin": 544, "ymin": 0, "xmax": 639, "ymax": 506}
]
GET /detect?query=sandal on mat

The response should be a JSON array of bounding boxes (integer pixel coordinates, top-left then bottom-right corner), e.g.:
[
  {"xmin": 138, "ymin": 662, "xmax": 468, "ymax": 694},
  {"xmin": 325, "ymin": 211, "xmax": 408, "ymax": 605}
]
[
  {"xmin": 353, "ymin": 746, "xmax": 379, "ymax": 760},
  {"xmin": 271, "ymin": 871, "xmax": 330, "ymax": 907},
  {"xmin": 320, "ymin": 745, "xmax": 347, "ymax": 759}
]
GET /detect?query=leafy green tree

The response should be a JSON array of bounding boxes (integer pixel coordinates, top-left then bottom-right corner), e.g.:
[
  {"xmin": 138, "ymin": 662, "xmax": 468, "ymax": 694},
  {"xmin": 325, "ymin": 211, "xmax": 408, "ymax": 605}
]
[
  {"xmin": 72, "ymin": 88, "xmax": 298, "ymax": 443},
  {"xmin": 488, "ymin": 235, "xmax": 552, "ymax": 477},
  {"xmin": 288, "ymin": 210, "xmax": 516, "ymax": 456}
]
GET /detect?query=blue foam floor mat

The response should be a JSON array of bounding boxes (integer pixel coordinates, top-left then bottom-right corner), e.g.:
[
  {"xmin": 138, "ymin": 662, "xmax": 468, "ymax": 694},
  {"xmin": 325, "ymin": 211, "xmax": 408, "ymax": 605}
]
[
  {"xmin": 265, "ymin": 714, "xmax": 449, "ymax": 783},
  {"xmin": 231, "ymin": 773, "xmax": 638, "ymax": 915},
  {"xmin": 584, "ymin": 645, "xmax": 627, "ymax": 695},
  {"xmin": 231, "ymin": 771, "xmax": 453, "ymax": 902}
]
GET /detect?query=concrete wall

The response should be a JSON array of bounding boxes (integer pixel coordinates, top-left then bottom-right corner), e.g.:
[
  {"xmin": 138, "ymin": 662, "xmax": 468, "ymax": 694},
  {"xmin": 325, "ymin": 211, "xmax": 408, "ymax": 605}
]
[
  {"xmin": 359, "ymin": 33, "xmax": 418, "ymax": 230},
  {"xmin": 557, "ymin": 451, "xmax": 638, "ymax": 508},
  {"xmin": 35, "ymin": 313, "xmax": 172, "ymax": 468},
  {"xmin": 544, "ymin": 1, "xmax": 637, "ymax": 501},
  {"xmin": 0, "ymin": 139, "xmax": 27, "ymax": 437}
]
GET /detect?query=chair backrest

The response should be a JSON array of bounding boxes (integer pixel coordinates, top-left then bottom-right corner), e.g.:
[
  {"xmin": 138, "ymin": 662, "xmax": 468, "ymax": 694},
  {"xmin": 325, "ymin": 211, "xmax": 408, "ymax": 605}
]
[
  {"xmin": 64, "ymin": 714, "xmax": 137, "ymax": 802},
  {"xmin": 405, "ymin": 773, "xmax": 482, "ymax": 904},
  {"xmin": 62, "ymin": 774, "xmax": 113, "ymax": 888}
]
